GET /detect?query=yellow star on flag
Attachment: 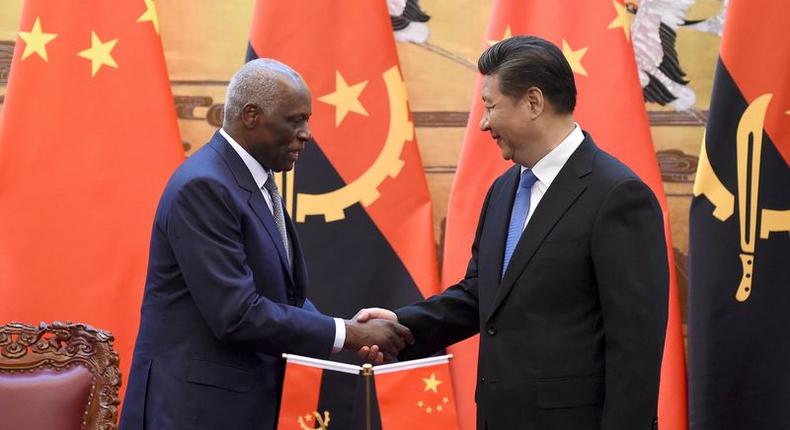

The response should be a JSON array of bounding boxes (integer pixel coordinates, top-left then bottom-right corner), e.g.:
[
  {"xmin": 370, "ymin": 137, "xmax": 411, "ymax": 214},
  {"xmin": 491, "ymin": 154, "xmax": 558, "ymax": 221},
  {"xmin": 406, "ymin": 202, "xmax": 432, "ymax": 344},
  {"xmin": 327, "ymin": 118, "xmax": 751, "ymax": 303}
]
[
  {"xmin": 608, "ymin": 0, "xmax": 632, "ymax": 41},
  {"xmin": 562, "ymin": 39, "xmax": 588, "ymax": 77},
  {"xmin": 422, "ymin": 373, "xmax": 442, "ymax": 393},
  {"xmin": 137, "ymin": 0, "xmax": 160, "ymax": 34},
  {"xmin": 488, "ymin": 26, "xmax": 513, "ymax": 46},
  {"xmin": 318, "ymin": 71, "xmax": 369, "ymax": 127},
  {"xmin": 77, "ymin": 31, "xmax": 119, "ymax": 77},
  {"xmin": 18, "ymin": 17, "xmax": 57, "ymax": 62}
]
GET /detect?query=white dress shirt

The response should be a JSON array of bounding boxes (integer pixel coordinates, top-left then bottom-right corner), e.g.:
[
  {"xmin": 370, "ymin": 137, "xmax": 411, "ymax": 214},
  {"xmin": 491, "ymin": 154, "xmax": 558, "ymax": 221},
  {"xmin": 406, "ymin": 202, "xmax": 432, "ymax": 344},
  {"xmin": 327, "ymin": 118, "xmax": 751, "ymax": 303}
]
[
  {"xmin": 221, "ymin": 129, "xmax": 346, "ymax": 353},
  {"xmin": 520, "ymin": 124, "xmax": 584, "ymax": 230}
]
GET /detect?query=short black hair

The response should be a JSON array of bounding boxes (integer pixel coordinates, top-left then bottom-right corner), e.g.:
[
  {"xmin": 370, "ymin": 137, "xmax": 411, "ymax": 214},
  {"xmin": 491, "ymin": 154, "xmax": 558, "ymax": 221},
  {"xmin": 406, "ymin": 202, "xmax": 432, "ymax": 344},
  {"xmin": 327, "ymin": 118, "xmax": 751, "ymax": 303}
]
[{"xmin": 478, "ymin": 35, "xmax": 577, "ymax": 113}]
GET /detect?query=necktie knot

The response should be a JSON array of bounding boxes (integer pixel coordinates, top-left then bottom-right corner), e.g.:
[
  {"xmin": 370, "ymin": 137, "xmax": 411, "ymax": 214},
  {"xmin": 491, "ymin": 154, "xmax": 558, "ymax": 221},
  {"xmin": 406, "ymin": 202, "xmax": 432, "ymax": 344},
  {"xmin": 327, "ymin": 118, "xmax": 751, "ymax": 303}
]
[
  {"xmin": 263, "ymin": 171, "xmax": 278, "ymax": 194},
  {"xmin": 520, "ymin": 169, "xmax": 538, "ymax": 189}
]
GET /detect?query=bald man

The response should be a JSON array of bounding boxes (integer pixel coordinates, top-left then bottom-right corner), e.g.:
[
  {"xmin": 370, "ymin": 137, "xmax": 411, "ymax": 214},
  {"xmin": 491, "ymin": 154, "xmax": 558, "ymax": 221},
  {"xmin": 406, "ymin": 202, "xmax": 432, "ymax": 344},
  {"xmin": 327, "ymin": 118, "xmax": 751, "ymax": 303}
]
[{"xmin": 119, "ymin": 59, "xmax": 411, "ymax": 430}]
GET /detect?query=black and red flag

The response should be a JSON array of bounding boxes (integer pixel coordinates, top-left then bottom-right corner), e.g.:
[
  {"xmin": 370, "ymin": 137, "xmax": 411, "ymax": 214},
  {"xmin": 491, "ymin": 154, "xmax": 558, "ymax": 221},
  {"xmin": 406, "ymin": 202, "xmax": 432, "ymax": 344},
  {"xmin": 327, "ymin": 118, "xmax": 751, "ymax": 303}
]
[
  {"xmin": 688, "ymin": 0, "xmax": 790, "ymax": 428},
  {"xmin": 278, "ymin": 355, "xmax": 368, "ymax": 430},
  {"xmin": 247, "ymin": 0, "xmax": 443, "ymax": 427}
]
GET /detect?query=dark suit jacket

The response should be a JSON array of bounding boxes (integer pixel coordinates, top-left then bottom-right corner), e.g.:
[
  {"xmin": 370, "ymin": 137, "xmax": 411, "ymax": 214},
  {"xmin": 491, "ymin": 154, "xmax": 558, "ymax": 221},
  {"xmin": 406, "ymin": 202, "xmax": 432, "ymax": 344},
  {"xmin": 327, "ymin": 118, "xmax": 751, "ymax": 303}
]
[
  {"xmin": 119, "ymin": 131, "xmax": 335, "ymax": 430},
  {"xmin": 396, "ymin": 133, "xmax": 668, "ymax": 430}
]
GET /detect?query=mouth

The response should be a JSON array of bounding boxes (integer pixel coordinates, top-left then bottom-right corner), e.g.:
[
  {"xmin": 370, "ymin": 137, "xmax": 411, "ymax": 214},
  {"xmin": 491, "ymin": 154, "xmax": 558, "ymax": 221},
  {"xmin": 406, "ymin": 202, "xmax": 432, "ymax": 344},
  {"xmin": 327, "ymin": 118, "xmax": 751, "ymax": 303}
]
[
  {"xmin": 491, "ymin": 134, "xmax": 502, "ymax": 146},
  {"xmin": 287, "ymin": 148, "xmax": 302, "ymax": 162}
]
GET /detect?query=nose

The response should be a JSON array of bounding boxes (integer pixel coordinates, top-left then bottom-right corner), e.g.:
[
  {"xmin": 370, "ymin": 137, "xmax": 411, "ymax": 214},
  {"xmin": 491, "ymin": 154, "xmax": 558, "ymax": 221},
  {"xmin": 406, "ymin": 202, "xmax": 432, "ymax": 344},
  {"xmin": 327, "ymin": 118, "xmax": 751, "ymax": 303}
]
[
  {"xmin": 479, "ymin": 112, "xmax": 490, "ymax": 131},
  {"xmin": 297, "ymin": 123, "xmax": 312, "ymax": 142}
]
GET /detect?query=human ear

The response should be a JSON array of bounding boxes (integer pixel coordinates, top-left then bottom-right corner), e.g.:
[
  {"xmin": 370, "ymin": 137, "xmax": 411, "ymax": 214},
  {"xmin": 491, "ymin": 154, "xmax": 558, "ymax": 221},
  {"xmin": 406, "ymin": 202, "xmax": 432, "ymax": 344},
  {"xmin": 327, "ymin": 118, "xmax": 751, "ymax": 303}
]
[
  {"xmin": 241, "ymin": 103, "xmax": 260, "ymax": 128},
  {"xmin": 524, "ymin": 87, "xmax": 544, "ymax": 118}
]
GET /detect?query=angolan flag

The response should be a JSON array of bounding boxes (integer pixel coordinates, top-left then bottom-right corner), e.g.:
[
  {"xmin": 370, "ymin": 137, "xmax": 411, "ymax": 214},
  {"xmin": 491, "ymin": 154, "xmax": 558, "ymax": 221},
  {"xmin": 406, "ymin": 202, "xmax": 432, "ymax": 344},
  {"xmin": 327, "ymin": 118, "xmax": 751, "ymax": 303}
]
[
  {"xmin": 247, "ymin": 1, "xmax": 443, "ymax": 427},
  {"xmin": 688, "ymin": 0, "xmax": 790, "ymax": 428}
]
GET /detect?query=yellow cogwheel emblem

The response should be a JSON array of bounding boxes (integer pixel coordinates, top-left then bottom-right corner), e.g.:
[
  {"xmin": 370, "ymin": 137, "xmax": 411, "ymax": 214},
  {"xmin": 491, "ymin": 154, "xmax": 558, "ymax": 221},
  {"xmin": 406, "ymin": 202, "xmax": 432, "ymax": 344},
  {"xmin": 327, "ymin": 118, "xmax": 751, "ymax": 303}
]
[
  {"xmin": 298, "ymin": 410, "xmax": 330, "ymax": 429},
  {"xmin": 294, "ymin": 65, "xmax": 413, "ymax": 222}
]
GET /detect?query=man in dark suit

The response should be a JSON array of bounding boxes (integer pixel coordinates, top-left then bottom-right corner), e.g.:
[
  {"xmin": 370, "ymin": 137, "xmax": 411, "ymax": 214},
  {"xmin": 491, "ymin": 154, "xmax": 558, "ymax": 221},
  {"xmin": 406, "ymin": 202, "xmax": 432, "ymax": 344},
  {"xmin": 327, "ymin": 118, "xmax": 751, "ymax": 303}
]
[
  {"xmin": 119, "ymin": 59, "xmax": 411, "ymax": 430},
  {"xmin": 357, "ymin": 36, "xmax": 668, "ymax": 429}
]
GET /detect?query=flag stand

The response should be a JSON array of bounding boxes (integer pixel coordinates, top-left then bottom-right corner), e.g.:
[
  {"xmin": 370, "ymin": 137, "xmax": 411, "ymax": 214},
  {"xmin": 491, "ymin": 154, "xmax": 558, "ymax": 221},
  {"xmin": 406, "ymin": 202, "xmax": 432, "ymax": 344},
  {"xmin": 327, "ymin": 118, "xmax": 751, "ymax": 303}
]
[
  {"xmin": 362, "ymin": 363, "xmax": 373, "ymax": 430},
  {"xmin": 278, "ymin": 354, "xmax": 457, "ymax": 429}
]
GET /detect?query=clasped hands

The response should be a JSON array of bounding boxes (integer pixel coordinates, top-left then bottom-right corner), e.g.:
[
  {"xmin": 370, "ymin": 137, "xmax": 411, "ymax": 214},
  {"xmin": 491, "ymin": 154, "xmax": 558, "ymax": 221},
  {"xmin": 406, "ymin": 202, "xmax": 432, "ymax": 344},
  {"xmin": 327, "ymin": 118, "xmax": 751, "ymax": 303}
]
[{"xmin": 343, "ymin": 308, "xmax": 409, "ymax": 364}]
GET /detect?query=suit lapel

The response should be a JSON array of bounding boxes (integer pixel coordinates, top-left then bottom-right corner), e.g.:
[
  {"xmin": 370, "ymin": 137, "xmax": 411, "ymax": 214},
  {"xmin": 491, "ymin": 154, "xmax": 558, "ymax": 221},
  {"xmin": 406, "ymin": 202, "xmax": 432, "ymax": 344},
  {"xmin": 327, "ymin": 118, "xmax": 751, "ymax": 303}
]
[
  {"xmin": 209, "ymin": 132, "xmax": 294, "ymax": 283},
  {"xmin": 476, "ymin": 166, "xmax": 521, "ymax": 318},
  {"xmin": 487, "ymin": 136, "xmax": 597, "ymax": 320},
  {"xmin": 285, "ymin": 212, "xmax": 307, "ymax": 292}
]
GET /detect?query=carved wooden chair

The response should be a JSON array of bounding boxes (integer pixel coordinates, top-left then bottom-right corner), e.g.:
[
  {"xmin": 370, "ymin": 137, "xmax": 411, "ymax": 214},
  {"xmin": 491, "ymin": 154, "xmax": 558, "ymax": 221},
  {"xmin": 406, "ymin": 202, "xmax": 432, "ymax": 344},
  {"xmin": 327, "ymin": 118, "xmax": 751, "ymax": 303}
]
[{"xmin": 0, "ymin": 322, "xmax": 121, "ymax": 430}]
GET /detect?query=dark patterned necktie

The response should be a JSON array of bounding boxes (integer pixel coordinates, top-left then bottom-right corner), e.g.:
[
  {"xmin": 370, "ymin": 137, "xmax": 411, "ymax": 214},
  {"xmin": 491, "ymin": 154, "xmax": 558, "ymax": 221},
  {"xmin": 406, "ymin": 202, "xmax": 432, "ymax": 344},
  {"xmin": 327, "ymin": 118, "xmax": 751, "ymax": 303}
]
[{"xmin": 263, "ymin": 171, "xmax": 292, "ymax": 267}]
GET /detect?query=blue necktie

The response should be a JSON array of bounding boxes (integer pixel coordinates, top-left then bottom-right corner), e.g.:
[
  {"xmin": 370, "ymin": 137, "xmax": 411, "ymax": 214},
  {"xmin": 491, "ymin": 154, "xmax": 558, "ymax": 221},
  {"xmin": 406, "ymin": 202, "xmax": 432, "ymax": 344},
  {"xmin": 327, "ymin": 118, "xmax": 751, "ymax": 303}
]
[{"xmin": 502, "ymin": 169, "xmax": 538, "ymax": 277}]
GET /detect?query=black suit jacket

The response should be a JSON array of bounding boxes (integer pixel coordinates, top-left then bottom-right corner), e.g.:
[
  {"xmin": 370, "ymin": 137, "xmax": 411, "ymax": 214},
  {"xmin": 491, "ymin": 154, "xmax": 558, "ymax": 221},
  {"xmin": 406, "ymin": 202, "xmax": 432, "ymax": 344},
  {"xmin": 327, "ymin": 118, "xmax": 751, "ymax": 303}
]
[
  {"xmin": 396, "ymin": 133, "xmax": 668, "ymax": 429},
  {"xmin": 120, "ymin": 131, "xmax": 335, "ymax": 430}
]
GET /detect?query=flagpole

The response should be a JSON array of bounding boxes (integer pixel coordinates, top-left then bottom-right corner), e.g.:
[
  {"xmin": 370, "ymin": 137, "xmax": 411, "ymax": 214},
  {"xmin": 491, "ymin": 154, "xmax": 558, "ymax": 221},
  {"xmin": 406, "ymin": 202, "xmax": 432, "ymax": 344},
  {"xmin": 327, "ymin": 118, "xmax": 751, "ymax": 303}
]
[{"xmin": 362, "ymin": 363, "xmax": 373, "ymax": 430}]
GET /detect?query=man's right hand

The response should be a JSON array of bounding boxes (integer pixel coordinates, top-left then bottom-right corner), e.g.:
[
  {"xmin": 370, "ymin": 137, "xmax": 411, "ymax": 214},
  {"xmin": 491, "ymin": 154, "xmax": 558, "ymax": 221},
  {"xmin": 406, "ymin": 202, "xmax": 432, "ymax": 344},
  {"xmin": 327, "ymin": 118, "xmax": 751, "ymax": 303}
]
[
  {"xmin": 349, "ymin": 308, "xmax": 405, "ymax": 363},
  {"xmin": 343, "ymin": 314, "xmax": 413, "ymax": 362}
]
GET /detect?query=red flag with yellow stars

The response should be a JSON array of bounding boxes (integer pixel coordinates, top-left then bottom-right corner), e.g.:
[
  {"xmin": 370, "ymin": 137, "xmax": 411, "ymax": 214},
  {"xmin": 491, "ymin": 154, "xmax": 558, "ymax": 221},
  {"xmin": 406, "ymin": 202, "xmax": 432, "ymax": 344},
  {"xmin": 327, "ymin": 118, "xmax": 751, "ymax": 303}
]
[
  {"xmin": 0, "ymin": 0, "xmax": 183, "ymax": 397},
  {"xmin": 442, "ymin": 1, "xmax": 687, "ymax": 429},
  {"xmin": 248, "ymin": 1, "xmax": 442, "ymax": 426},
  {"xmin": 375, "ymin": 356, "xmax": 459, "ymax": 430}
]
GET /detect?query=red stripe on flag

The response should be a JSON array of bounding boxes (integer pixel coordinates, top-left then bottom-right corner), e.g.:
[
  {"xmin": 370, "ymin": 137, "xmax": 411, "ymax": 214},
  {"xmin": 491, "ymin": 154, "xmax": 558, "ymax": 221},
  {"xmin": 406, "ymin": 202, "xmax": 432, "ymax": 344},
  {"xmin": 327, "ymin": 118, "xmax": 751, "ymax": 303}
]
[
  {"xmin": 277, "ymin": 362, "xmax": 324, "ymax": 430},
  {"xmin": 719, "ymin": 0, "xmax": 790, "ymax": 164}
]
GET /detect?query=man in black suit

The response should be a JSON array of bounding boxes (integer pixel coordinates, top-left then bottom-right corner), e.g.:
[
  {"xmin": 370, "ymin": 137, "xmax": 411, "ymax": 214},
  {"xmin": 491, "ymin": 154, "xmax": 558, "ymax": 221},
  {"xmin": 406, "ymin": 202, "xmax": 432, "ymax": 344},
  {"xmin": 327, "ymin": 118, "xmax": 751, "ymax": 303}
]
[
  {"xmin": 358, "ymin": 36, "xmax": 668, "ymax": 429},
  {"xmin": 119, "ymin": 59, "xmax": 411, "ymax": 430}
]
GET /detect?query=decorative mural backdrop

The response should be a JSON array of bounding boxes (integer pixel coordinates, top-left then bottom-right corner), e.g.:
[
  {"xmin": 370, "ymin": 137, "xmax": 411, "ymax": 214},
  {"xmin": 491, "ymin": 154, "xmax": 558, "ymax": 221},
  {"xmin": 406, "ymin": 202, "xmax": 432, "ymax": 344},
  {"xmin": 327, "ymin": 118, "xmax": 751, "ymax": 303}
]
[{"xmin": 0, "ymin": 0, "xmax": 730, "ymax": 330}]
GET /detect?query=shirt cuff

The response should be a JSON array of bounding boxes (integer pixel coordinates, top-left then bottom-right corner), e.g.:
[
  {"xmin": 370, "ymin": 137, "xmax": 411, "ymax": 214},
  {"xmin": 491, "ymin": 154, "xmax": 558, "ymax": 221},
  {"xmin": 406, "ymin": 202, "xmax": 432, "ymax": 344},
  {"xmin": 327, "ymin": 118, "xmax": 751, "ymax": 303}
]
[{"xmin": 332, "ymin": 318, "xmax": 346, "ymax": 353}]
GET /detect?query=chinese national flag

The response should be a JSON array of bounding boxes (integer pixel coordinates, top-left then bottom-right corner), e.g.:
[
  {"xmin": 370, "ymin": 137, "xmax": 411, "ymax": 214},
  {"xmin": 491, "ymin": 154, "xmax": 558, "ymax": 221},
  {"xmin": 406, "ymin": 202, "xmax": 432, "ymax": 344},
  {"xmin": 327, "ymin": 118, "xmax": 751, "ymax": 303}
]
[
  {"xmin": 248, "ymin": 1, "xmax": 441, "ymax": 427},
  {"xmin": 0, "ymin": 0, "xmax": 183, "ymax": 395},
  {"xmin": 376, "ymin": 360, "xmax": 459, "ymax": 429},
  {"xmin": 688, "ymin": 0, "xmax": 790, "ymax": 427},
  {"xmin": 442, "ymin": 1, "xmax": 687, "ymax": 428}
]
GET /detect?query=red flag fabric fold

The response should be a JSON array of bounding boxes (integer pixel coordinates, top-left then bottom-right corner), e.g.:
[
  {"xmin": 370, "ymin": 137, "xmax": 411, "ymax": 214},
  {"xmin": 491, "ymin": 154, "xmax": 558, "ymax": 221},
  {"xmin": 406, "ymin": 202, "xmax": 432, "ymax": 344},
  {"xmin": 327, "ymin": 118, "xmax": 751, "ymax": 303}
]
[
  {"xmin": 376, "ymin": 359, "xmax": 459, "ymax": 430},
  {"xmin": 278, "ymin": 359, "xmax": 326, "ymax": 430},
  {"xmin": 0, "ymin": 0, "xmax": 183, "ymax": 395}
]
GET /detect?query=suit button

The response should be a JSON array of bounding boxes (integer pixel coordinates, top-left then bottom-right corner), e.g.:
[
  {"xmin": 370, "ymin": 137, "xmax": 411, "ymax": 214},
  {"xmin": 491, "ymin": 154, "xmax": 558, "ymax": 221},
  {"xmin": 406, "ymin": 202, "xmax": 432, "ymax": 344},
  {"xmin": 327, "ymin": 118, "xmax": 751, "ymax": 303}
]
[
  {"xmin": 481, "ymin": 377, "xmax": 486, "ymax": 383},
  {"xmin": 487, "ymin": 326, "xmax": 496, "ymax": 336}
]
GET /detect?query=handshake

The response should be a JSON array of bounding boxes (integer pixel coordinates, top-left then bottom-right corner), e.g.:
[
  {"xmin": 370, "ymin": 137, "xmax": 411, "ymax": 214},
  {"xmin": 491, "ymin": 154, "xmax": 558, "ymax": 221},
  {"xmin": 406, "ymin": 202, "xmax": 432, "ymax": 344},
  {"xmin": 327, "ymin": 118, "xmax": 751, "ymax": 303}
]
[{"xmin": 342, "ymin": 308, "xmax": 411, "ymax": 363}]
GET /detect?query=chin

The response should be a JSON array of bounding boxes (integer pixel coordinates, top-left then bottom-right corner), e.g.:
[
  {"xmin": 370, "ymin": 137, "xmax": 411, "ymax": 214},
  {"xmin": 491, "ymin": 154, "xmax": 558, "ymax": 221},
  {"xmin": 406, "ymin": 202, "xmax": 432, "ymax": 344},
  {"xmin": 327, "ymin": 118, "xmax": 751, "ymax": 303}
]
[{"xmin": 278, "ymin": 162, "xmax": 296, "ymax": 172}]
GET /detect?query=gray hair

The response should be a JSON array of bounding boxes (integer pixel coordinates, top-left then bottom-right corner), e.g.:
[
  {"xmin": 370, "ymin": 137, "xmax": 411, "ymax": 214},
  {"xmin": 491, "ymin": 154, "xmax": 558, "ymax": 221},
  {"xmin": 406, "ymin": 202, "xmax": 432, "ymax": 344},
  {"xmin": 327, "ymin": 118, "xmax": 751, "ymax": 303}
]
[{"xmin": 223, "ymin": 58, "xmax": 306, "ymax": 124}]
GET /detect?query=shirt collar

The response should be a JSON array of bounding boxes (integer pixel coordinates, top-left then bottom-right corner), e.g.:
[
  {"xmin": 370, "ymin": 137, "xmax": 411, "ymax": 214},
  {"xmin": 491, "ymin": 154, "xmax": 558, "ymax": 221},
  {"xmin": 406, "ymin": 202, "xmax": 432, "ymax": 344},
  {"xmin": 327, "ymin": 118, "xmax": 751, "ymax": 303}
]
[
  {"xmin": 220, "ymin": 128, "xmax": 269, "ymax": 189},
  {"xmin": 521, "ymin": 123, "xmax": 584, "ymax": 188}
]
